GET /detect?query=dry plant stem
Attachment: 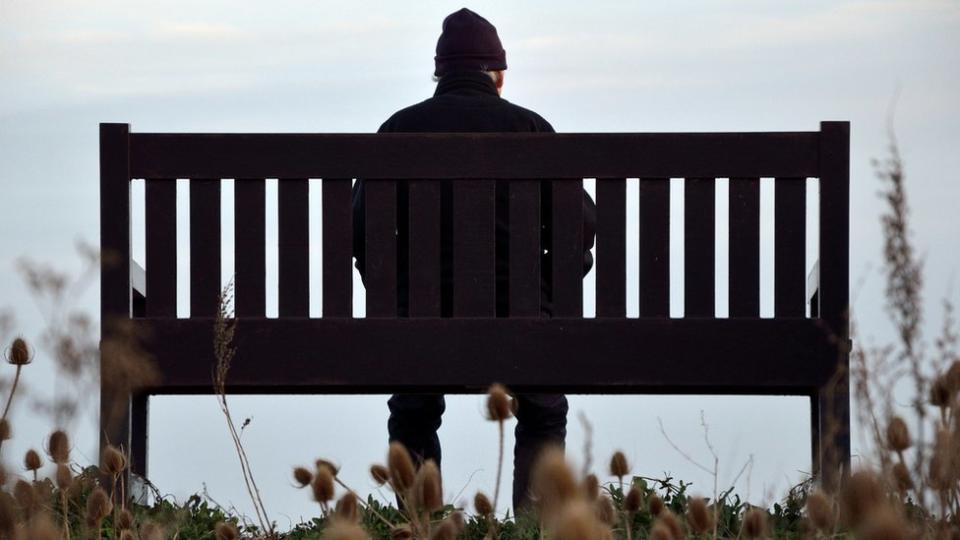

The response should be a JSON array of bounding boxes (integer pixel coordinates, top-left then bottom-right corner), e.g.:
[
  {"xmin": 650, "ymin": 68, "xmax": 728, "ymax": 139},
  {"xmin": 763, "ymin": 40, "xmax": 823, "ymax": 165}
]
[
  {"xmin": 493, "ymin": 419, "xmax": 505, "ymax": 514},
  {"xmin": 61, "ymin": 491, "xmax": 70, "ymax": 540},
  {"xmin": 0, "ymin": 364, "xmax": 22, "ymax": 455},
  {"xmin": 213, "ymin": 282, "xmax": 272, "ymax": 535}
]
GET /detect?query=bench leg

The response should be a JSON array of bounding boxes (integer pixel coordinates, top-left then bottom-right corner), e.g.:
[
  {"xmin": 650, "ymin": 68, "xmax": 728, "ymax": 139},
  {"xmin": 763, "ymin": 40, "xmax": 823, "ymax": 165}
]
[
  {"xmin": 811, "ymin": 367, "xmax": 851, "ymax": 492},
  {"xmin": 100, "ymin": 378, "xmax": 131, "ymax": 486}
]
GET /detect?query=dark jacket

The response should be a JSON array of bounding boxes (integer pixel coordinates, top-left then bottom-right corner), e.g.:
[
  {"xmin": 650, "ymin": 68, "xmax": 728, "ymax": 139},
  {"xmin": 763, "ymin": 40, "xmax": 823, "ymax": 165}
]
[{"xmin": 353, "ymin": 71, "xmax": 596, "ymax": 316}]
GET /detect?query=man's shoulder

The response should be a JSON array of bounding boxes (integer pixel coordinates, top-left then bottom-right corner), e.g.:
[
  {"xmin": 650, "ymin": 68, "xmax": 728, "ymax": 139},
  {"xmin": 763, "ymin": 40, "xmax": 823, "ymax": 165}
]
[{"xmin": 379, "ymin": 95, "xmax": 555, "ymax": 133}]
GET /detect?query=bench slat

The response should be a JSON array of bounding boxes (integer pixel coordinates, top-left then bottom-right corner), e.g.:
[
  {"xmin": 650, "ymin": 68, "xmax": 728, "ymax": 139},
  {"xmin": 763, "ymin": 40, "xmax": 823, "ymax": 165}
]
[
  {"xmin": 775, "ymin": 178, "xmax": 806, "ymax": 317},
  {"xmin": 684, "ymin": 177, "xmax": 715, "ymax": 317},
  {"xmin": 278, "ymin": 178, "xmax": 309, "ymax": 317},
  {"xmin": 408, "ymin": 180, "xmax": 442, "ymax": 317},
  {"xmin": 365, "ymin": 180, "xmax": 397, "ymax": 317},
  {"xmin": 133, "ymin": 318, "xmax": 841, "ymax": 393},
  {"xmin": 509, "ymin": 180, "xmax": 541, "ymax": 317},
  {"xmin": 235, "ymin": 179, "xmax": 266, "ymax": 317},
  {"xmin": 130, "ymin": 132, "xmax": 821, "ymax": 179},
  {"xmin": 729, "ymin": 177, "xmax": 760, "ymax": 317},
  {"xmin": 596, "ymin": 178, "xmax": 626, "ymax": 317},
  {"xmin": 190, "ymin": 179, "xmax": 221, "ymax": 317},
  {"xmin": 639, "ymin": 178, "xmax": 670, "ymax": 317},
  {"xmin": 322, "ymin": 179, "xmax": 353, "ymax": 317},
  {"xmin": 145, "ymin": 179, "xmax": 177, "ymax": 317},
  {"xmin": 552, "ymin": 180, "xmax": 584, "ymax": 316},
  {"xmin": 453, "ymin": 180, "xmax": 496, "ymax": 316}
]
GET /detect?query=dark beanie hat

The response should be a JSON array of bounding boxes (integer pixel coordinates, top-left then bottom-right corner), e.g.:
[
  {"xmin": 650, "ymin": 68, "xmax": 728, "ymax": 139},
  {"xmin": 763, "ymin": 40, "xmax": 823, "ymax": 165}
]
[{"xmin": 434, "ymin": 8, "xmax": 507, "ymax": 77}]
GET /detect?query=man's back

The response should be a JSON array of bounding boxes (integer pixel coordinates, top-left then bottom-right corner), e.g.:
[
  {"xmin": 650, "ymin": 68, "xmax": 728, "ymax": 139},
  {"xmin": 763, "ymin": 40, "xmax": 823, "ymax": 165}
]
[{"xmin": 352, "ymin": 71, "xmax": 596, "ymax": 317}]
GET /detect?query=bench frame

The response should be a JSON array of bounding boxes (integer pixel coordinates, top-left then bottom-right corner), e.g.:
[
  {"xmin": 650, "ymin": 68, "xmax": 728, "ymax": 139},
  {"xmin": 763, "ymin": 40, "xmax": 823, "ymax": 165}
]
[{"xmin": 99, "ymin": 121, "xmax": 850, "ymax": 492}]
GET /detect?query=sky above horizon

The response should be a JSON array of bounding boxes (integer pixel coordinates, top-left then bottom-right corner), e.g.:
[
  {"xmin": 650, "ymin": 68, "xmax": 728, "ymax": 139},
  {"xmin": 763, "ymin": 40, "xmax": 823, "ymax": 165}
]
[{"xmin": 1, "ymin": 0, "xmax": 959, "ymax": 525}]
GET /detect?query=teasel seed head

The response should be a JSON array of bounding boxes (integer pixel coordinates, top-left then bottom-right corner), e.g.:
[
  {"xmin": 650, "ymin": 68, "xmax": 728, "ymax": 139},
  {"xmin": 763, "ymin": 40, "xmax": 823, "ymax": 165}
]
[
  {"xmin": 0, "ymin": 492, "xmax": 14, "ymax": 538},
  {"xmin": 293, "ymin": 466, "xmax": 313, "ymax": 487},
  {"xmin": 625, "ymin": 485, "xmax": 643, "ymax": 513},
  {"xmin": 805, "ymin": 490, "xmax": 833, "ymax": 532},
  {"xmin": 649, "ymin": 492, "xmax": 665, "ymax": 517},
  {"xmin": 7, "ymin": 337, "xmax": 31, "ymax": 365},
  {"xmin": 931, "ymin": 375, "xmax": 952, "ymax": 407},
  {"xmin": 858, "ymin": 506, "xmax": 908, "ymax": 540},
  {"xmin": 0, "ymin": 419, "xmax": 10, "ymax": 441},
  {"xmin": 24, "ymin": 515, "xmax": 60, "ymax": 540},
  {"xmin": 583, "ymin": 473, "xmax": 600, "ymax": 500},
  {"xmin": 118, "ymin": 508, "xmax": 134, "ymax": 530},
  {"xmin": 413, "ymin": 459, "xmax": 443, "ymax": 513},
  {"xmin": 335, "ymin": 491, "xmax": 360, "ymax": 523},
  {"xmin": 594, "ymin": 495, "xmax": 616, "ymax": 526},
  {"xmin": 687, "ymin": 496, "xmax": 712, "ymax": 534},
  {"xmin": 13, "ymin": 479, "xmax": 36, "ymax": 516},
  {"xmin": 486, "ymin": 383, "xmax": 512, "ymax": 422},
  {"xmin": 658, "ymin": 510, "xmax": 683, "ymax": 540},
  {"xmin": 430, "ymin": 515, "xmax": 463, "ymax": 540},
  {"xmin": 102, "ymin": 444, "xmax": 127, "ymax": 475},
  {"xmin": 312, "ymin": 465, "xmax": 336, "ymax": 503},
  {"xmin": 551, "ymin": 500, "xmax": 612, "ymax": 540},
  {"xmin": 531, "ymin": 446, "xmax": 578, "ymax": 519},
  {"xmin": 387, "ymin": 442, "xmax": 416, "ymax": 492},
  {"xmin": 885, "ymin": 416, "xmax": 911, "ymax": 452},
  {"xmin": 743, "ymin": 508, "xmax": 767, "ymax": 539},
  {"xmin": 650, "ymin": 521, "xmax": 674, "ymax": 540},
  {"xmin": 474, "ymin": 491, "xmax": 493, "ymax": 516},
  {"xmin": 326, "ymin": 520, "xmax": 371, "ymax": 540},
  {"xmin": 370, "ymin": 464, "xmax": 390, "ymax": 486},
  {"xmin": 609, "ymin": 450, "xmax": 629, "ymax": 479},
  {"xmin": 840, "ymin": 470, "xmax": 883, "ymax": 528},
  {"xmin": 24, "ymin": 448, "xmax": 43, "ymax": 472},
  {"xmin": 316, "ymin": 459, "xmax": 340, "ymax": 476},
  {"xmin": 55, "ymin": 463, "xmax": 73, "ymax": 490},
  {"xmin": 214, "ymin": 521, "xmax": 238, "ymax": 540},
  {"xmin": 892, "ymin": 462, "xmax": 914, "ymax": 492},
  {"xmin": 48, "ymin": 430, "xmax": 70, "ymax": 463},
  {"xmin": 946, "ymin": 360, "xmax": 960, "ymax": 393},
  {"xmin": 85, "ymin": 486, "xmax": 112, "ymax": 527}
]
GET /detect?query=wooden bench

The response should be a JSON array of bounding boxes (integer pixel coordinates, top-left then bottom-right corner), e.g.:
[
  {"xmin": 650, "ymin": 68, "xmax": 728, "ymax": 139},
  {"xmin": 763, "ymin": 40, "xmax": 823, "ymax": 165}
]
[{"xmin": 99, "ymin": 121, "xmax": 851, "ymax": 490}]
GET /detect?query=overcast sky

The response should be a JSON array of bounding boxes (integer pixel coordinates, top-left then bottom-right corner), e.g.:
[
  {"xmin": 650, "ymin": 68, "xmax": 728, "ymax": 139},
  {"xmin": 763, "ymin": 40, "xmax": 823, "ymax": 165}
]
[{"xmin": 1, "ymin": 0, "xmax": 959, "ymax": 527}]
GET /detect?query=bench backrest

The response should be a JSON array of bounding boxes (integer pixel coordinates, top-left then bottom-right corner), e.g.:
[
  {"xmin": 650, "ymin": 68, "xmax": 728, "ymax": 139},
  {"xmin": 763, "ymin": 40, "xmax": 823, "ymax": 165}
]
[{"xmin": 99, "ymin": 122, "xmax": 849, "ymax": 395}]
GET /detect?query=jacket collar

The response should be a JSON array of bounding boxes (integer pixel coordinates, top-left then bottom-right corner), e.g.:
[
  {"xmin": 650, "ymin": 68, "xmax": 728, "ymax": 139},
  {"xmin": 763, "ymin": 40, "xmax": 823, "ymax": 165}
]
[{"xmin": 434, "ymin": 71, "xmax": 500, "ymax": 97}]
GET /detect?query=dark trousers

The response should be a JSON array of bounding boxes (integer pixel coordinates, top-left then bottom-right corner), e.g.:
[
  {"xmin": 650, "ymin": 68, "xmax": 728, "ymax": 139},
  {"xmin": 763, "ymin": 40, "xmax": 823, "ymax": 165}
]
[{"xmin": 387, "ymin": 393, "xmax": 568, "ymax": 511}]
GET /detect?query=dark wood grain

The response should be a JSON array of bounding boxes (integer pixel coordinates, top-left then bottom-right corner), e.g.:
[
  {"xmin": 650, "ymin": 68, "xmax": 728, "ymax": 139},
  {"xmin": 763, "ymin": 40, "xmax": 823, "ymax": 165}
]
[
  {"xmin": 684, "ymin": 177, "xmax": 715, "ymax": 317},
  {"xmin": 729, "ymin": 177, "xmax": 760, "ymax": 317},
  {"xmin": 190, "ymin": 179, "xmax": 221, "ymax": 317},
  {"xmin": 145, "ymin": 179, "xmax": 177, "ymax": 317},
  {"xmin": 639, "ymin": 178, "xmax": 670, "ymax": 317},
  {"xmin": 130, "ymin": 317, "xmax": 842, "ymax": 394},
  {"xmin": 278, "ymin": 178, "xmax": 309, "ymax": 317},
  {"xmin": 453, "ymin": 180, "xmax": 496, "ymax": 317},
  {"xmin": 508, "ymin": 180, "xmax": 541, "ymax": 317},
  {"xmin": 552, "ymin": 180, "xmax": 583, "ymax": 316},
  {"xmin": 365, "ymin": 180, "xmax": 397, "ymax": 317},
  {"xmin": 130, "ymin": 132, "xmax": 821, "ymax": 179},
  {"xmin": 235, "ymin": 179, "xmax": 266, "ymax": 317},
  {"xmin": 596, "ymin": 178, "xmax": 626, "ymax": 317},
  {"xmin": 322, "ymin": 179, "xmax": 353, "ymax": 317},
  {"xmin": 775, "ymin": 178, "xmax": 806, "ymax": 317},
  {"xmin": 408, "ymin": 180, "xmax": 442, "ymax": 317}
]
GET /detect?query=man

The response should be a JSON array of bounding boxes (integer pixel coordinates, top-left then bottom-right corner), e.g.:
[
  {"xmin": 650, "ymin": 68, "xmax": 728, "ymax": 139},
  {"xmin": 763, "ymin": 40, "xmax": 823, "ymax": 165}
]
[{"xmin": 352, "ymin": 8, "xmax": 596, "ymax": 511}]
